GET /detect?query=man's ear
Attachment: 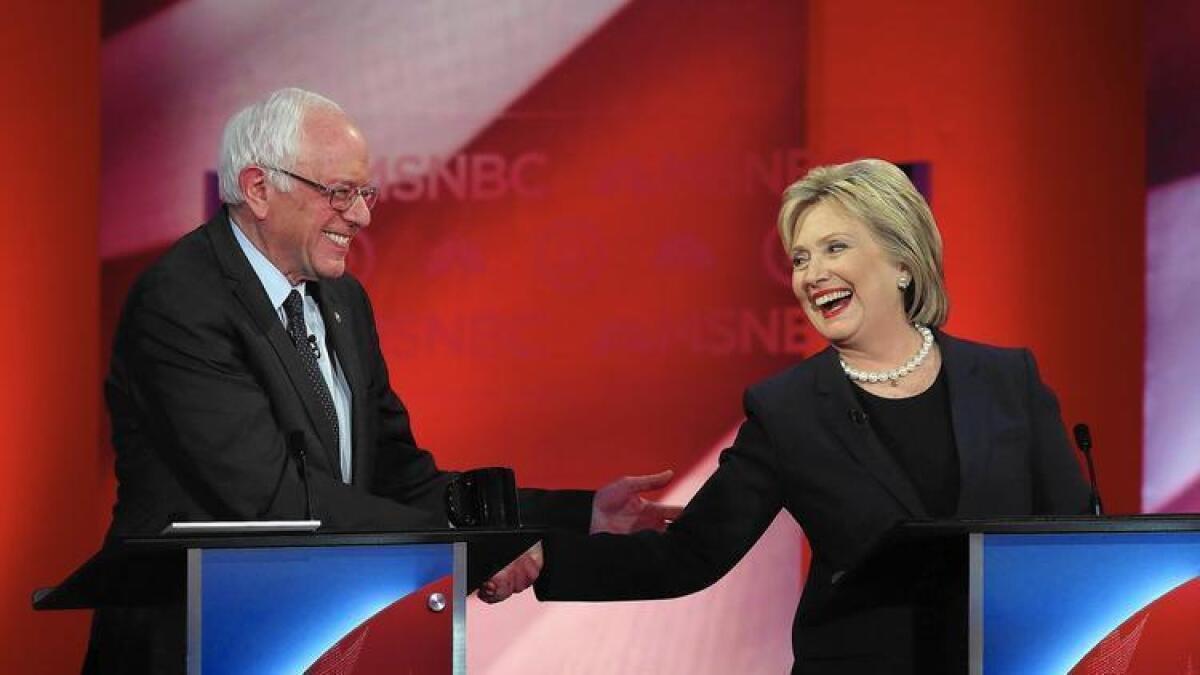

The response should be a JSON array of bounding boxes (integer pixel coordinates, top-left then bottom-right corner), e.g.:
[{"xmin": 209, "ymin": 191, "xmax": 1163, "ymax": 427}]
[{"xmin": 239, "ymin": 166, "xmax": 271, "ymax": 220}]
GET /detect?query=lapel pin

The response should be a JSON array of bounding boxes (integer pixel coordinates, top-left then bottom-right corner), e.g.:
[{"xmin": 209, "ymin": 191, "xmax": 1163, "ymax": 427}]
[{"xmin": 334, "ymin": 311, "xmax": 341, "ymax": 323}]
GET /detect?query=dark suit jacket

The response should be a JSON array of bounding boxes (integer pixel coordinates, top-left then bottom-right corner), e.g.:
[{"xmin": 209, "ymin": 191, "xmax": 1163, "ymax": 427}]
[
  {"xmin": 535, "ymin": 333, "xmax": 1091, "ymax": 674},
  {"xmin": 88, "ymin": 212, "xmax": 591, "ymax": 672}
]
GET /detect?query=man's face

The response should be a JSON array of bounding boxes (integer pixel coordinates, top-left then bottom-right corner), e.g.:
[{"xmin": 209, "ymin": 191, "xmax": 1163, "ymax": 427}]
[{"xmin": 261, "ymin": 109, "xmax": 372, "ymax": 284}]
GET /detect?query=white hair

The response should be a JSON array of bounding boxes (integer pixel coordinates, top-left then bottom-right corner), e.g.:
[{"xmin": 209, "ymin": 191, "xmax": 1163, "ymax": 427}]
[{"xmin": 217, "ymin": 87, "xmax": 343, "ymax": 205}]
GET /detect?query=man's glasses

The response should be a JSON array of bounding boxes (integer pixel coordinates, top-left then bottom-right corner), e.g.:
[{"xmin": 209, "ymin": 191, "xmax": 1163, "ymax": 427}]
[{"xmin": 266, "ymin": 166, "xmax": 379, "ymax": 211}]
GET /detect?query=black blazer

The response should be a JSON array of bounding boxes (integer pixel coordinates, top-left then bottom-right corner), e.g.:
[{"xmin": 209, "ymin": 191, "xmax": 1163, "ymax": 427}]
[
  {"xmin": 87, "ymin": 212, "xmax": 591, "ymax": 673},
  {"xmin": 104, "ymin": 211, "xmax": 590, "ymax": 537},
  {"xmin": 535, "ymin": 333, "xmax": 1091, "ymax": 674}
]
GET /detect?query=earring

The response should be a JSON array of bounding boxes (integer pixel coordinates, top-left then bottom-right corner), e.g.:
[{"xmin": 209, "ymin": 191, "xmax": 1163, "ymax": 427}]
[{"xmin": 897, "ymin": 276, "xmax": 910, "ymax": 290}]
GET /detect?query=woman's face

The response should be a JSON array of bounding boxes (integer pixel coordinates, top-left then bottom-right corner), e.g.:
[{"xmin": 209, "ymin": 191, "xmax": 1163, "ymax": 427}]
[{"xmin": 790, "ymin": 201, "xmax": 908, "ymax": 348}]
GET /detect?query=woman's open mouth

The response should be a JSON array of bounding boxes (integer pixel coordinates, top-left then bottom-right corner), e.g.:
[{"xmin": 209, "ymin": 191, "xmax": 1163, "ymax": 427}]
[{"xmin": 812, "ymin": 288, "xmax": 853, "ymax": 319}]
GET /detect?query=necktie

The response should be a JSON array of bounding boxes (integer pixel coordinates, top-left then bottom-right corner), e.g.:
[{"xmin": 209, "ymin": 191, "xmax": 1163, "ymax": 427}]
[{"xmin": 282, "ymin": 289, "xmax": 340, "ymax": 452}]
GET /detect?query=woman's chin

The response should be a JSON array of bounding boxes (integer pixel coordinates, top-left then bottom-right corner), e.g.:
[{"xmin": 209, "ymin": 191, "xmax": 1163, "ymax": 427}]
[{"xmin": 808, "ymin": 312, "xmax": 858, "ymax": 346}]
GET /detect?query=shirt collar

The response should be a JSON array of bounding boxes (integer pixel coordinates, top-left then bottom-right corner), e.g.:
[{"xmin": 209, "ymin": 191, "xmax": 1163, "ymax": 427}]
[{"xmin": 228, "ymin": 213, "xmax": 306, "ymax": 311}]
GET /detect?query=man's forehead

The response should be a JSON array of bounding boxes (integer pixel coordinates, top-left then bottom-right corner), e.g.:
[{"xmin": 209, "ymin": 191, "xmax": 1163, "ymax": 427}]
[
  {"xmin": 301, "ymin": 109, "xmax": 365, "ymax": 147},
  {"xmin": 297, "ymin": 111, "xmax": 370, "ymax": 180}
]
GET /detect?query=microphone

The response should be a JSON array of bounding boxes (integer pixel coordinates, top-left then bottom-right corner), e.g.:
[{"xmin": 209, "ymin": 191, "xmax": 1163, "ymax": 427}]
[
  {"xmin": 1072, "ymin": 423, "xmax": 1104, "ymax": 516},
  {"xmin": 287, "ymin": 431, "xmax": 315, "ymax": 521},
  {"xmin": 849, "ymin": 409, "xmax": 869, "ymax": 426},
  {"xmin": 306, "ymin": 334, "xmax": 321, "ymax": 360}
]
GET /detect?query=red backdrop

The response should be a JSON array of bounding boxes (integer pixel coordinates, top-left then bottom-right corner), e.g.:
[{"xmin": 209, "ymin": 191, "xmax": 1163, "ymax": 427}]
[
  {"xmin": 808, "ymin": 0, "xmax": 1143, "ymax": 515},
  {"xmin": 2, "ymin": 1, "xmax": 1143, "ymax": 672},
  {"xmin": 0, "ymin": 3, "xmax": 105, "ymax": 673}
]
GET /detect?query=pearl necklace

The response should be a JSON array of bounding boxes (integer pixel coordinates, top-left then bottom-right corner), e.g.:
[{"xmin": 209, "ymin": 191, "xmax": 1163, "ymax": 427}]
[{"xmin": 840, "ymin": 324, "xmax": 934, "ymax": 387}]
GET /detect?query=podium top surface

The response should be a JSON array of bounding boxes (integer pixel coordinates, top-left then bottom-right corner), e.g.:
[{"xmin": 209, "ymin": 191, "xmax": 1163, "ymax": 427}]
[
  {"xmin": 35, "ymin": 528, "xmax": 544, "ymax": 611},
  {"xmin": 120, "ymin": 526, "xmax": 545, "ymax": 551},
  {"xmin": 834, "ymin": 515, "xmax": 1200, "ymax": 594},
  {"xmin": 893, "ymin": 514, "xmax": 1200, "ymax": 537}
]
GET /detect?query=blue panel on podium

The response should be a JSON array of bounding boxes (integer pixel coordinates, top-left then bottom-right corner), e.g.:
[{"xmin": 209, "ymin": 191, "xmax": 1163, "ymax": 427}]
[
  {"xmin": 981, "ymin": 532, "xmax": 1200, "ymax": 674},
  {"xmin": 190, "ymin": 544, "xmax": 453, "ymax": 674}
]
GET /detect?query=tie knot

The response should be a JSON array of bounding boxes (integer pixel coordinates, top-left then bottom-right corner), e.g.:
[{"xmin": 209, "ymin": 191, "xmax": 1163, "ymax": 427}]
[{"xmin": 283, "ymin": 289, "xmax": 304, "ymax": 322}]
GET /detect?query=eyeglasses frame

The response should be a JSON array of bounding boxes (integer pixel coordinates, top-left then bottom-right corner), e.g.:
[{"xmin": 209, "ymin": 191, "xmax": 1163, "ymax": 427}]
[{"xmin": 263, "ymin": 166, "xmax": 379, "ymax": 211}]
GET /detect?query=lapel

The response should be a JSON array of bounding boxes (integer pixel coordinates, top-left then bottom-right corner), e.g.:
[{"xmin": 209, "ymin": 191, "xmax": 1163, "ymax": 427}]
[
  {"xmin": 937, "ymin": 332, "xmax": 992, "ymax": 515},
  {"xmin": 205, "ymin": 211, "xmax": 342, "ymax": 474},
  {"xmin": 310, "ymin": 281, "xmax": 368, "ymax": 485},
  {"xmin": 812, "ymin": 348, "xmax": 929, "ymax": 518}
]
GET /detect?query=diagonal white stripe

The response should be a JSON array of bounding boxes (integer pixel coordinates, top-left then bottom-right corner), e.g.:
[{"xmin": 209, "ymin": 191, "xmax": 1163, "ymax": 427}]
[{"xmin": 101, "ymin": 0, "xmax": 630, "ymax": 258}]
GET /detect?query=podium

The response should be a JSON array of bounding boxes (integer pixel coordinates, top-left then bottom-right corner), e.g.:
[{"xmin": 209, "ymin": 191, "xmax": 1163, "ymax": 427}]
[
  {"xmin": 845, "ymin": 515, "xmax": 1200, "ymax": 674},
  {"xmin": 34, "ymin": 529, "xmax": 540, "ymax": 674}
]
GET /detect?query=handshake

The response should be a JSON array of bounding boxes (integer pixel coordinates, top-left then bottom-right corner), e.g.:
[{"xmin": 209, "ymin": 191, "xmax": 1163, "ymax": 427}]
[{"xmin": 461, "ymin": 469, "xmax": 682, "ymax": 603}]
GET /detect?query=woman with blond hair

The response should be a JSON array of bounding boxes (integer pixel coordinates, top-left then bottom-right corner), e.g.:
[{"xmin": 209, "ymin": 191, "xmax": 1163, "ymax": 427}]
[{"xmin": 487, "ymin": 159, "xmax": 1090, "ymax": 674}]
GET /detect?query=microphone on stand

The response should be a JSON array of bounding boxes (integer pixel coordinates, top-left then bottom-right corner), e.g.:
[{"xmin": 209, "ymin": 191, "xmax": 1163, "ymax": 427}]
[{"xmin": 1072, "ymin": 423, "xmax": 1104, "ymax": 516}]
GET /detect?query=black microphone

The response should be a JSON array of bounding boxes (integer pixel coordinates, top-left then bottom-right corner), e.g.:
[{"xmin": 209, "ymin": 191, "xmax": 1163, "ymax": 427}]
[
  {"xmin": 849, "ymin": 409, "xmax": 869, "ymax": 426},
  {"xmin": 1072, "ymin": 423, "xmax": 1103, "ymax": 516},
  {"xmin": 306, "ymin": 334, "xmax": 321, "ymax": 360},
  {"xmin": 287, "ymin": 431, "xmax": 315, "ymax": 521}
]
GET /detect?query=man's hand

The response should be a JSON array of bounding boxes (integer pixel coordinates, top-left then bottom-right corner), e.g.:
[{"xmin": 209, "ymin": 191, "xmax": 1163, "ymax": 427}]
[
  {"xmin": 590, "ymin": 470, "xmax": 683, "ymax": 534},
  {"xmin": 478, "ymin": 542, "xmax": 543, "ymax": 604}
]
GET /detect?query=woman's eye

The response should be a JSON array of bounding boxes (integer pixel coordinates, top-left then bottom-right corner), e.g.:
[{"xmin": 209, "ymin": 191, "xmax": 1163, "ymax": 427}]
[
  {"xmin": 791, "ymin": 255, "xmax": 808, "ymax": 269},
  {"xmin": 828, "ymin": 242, "xmax": 847, "ymax": 254}
]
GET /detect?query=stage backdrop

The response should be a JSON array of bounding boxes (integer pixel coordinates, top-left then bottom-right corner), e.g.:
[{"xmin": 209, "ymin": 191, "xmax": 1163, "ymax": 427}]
[
  {"xmin": 77, "ymin": 1, "xmax": 1149, "ymax": 673},
  {"xmin": 101, "ymin": 1, "xmax": 809, "ymax": 672},
  {"xmin": 1144, "ymin": 0, "xmax": 1200, "ymax": 513}
]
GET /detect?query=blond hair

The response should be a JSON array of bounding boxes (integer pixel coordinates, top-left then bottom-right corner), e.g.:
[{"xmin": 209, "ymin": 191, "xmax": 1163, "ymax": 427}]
[{"xmin": 777, "ymin": 158, "xmax": 948, "ymax": 326}]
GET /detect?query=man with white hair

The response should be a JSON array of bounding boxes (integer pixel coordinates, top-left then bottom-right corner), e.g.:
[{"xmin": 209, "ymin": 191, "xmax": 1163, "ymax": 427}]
[{"xmin": 86, "ymin": 88, "xmax": 677, "ymax": 672}]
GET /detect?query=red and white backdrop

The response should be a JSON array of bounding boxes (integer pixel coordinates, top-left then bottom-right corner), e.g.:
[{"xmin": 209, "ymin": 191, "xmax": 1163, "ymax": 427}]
[
  {"xmin": 101, "ymin": 2, "xmax": 810, "ymax": 671},
  {"xmin": 1144, "ymin": 0, "xmax": 1200, "ymax": 514},
  {"xmin": 0, "ymin": 1, "xmax": 1153, "ymax": 673}
]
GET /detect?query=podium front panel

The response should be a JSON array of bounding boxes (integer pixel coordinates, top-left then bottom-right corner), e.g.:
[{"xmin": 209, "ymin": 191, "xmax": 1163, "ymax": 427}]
[
  {"xmin": 187, "ymin": 542, "xmax": 465, "ymax": 674},
  {"xmin": 972, "ymin": 531, "xmax": 1200, "ymax": 674}
]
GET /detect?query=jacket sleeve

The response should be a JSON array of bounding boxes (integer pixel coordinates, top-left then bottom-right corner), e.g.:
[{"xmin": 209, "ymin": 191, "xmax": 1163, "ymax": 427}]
[
  {"xmin": 535, "ymin": 389, "xmax": 784, "ymax": 601},
  {"xmin": 1022, "ymin": 349, "xmax": 1092, "ymax": 515},
  {"xmin": 519, "ymin": 488, "xmax": 595, "ymax": 532}
]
